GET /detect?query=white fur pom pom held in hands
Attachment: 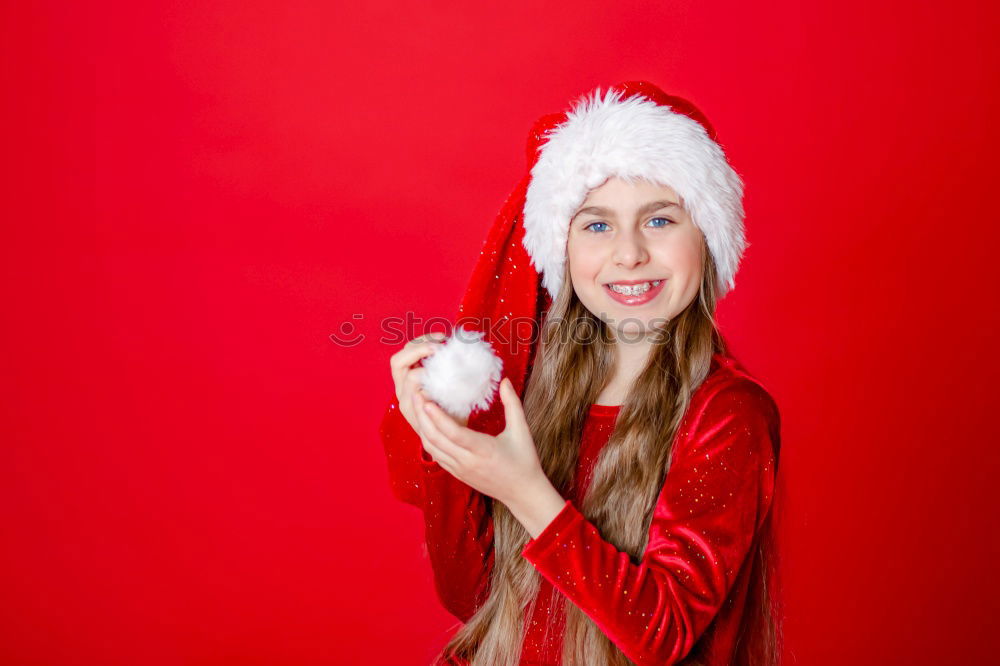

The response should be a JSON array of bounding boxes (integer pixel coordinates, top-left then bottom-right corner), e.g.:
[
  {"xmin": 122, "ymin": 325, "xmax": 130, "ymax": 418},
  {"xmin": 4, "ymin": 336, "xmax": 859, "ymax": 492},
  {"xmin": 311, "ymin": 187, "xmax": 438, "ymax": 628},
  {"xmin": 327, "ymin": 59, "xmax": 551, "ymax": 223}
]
[{"xmin": 420, "ymin": 327, "xmax": 503, "ymax": 421}]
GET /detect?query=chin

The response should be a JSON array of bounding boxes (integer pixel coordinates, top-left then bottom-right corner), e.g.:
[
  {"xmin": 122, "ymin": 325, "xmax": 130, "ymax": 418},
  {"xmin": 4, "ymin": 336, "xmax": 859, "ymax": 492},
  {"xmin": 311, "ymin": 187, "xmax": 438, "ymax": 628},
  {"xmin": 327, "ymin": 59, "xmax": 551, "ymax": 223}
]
[{"xmin": 611, "ymin": 319, "xmax": 654, "ymax": 339}]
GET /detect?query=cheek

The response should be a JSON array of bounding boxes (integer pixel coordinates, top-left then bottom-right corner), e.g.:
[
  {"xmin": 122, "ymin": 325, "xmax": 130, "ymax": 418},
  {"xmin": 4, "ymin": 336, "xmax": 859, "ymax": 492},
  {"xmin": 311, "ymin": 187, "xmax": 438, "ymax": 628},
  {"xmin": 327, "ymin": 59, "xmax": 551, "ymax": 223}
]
[
  {"xmin": 567, "ymin": 238, "xmax": 604, "ymax": 282},
  {"xmin": 675, "ymin": 247, "xmax": 703, "ymax": 276},
  {"xmin": 659, "ymin": 235, "xmax": 704, "ymax": 284}
]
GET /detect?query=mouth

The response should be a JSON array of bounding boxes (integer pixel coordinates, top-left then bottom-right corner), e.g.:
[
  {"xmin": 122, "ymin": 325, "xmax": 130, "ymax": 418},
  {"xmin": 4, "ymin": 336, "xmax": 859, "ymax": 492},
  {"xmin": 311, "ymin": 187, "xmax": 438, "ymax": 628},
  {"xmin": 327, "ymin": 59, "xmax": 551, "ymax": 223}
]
[{"xmin": 603, "ymin": 279, "xmax": 666, "ymax": 305}]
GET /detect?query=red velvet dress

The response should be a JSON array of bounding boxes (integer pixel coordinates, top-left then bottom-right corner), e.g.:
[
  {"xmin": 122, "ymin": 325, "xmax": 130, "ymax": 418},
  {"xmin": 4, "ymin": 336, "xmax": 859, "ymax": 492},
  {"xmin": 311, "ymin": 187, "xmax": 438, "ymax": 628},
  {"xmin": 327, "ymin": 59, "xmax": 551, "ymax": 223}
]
[{"xmin": 380, "ymin": 353, "xmax": 780, "ymax": 665}]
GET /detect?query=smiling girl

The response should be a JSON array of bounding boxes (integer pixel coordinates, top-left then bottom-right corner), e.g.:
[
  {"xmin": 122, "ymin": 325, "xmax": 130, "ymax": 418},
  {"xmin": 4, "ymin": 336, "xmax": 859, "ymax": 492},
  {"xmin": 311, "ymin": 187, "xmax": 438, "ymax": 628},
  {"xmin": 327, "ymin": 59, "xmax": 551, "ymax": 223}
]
[{"xmin": 380, "ymin": 82, "xmax": 781, "ymax": 666}]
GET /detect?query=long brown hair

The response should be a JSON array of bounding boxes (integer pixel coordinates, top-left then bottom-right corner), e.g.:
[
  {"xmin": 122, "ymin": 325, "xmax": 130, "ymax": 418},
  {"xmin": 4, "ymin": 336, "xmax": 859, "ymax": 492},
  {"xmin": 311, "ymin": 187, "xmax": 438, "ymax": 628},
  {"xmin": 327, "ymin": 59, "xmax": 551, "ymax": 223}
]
[{"xmin": 438, "ymin": 241, "xmax": 781, "ymax": 665}]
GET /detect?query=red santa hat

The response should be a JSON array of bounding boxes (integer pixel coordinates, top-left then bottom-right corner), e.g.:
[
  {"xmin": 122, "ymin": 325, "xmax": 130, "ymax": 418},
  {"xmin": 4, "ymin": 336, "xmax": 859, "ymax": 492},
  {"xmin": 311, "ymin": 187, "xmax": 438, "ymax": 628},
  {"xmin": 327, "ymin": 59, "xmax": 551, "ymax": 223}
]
[{"xmin": 380, "ymin": 81, "xmax": 747, "ymax": 495}]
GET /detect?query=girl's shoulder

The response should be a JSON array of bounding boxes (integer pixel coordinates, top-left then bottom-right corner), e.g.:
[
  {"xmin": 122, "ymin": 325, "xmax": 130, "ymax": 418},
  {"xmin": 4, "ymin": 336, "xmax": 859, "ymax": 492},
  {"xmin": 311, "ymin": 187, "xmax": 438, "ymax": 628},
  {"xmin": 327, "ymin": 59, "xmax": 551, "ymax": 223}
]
[
  {"xmin": 670, "ymin": 352, "xmax": 783, "ymax": 465},
  {"xmin": 695, "ymin": 352, "xmax": 781, "ymax": 428}
]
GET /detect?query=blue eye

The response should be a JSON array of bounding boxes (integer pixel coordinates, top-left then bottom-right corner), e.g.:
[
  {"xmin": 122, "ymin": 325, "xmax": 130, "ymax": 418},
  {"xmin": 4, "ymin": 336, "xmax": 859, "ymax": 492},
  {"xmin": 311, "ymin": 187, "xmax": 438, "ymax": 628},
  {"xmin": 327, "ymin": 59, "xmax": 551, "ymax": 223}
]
[{"xmin": 583, "ymin": 217, "xmax": 672, "ymax": 233}]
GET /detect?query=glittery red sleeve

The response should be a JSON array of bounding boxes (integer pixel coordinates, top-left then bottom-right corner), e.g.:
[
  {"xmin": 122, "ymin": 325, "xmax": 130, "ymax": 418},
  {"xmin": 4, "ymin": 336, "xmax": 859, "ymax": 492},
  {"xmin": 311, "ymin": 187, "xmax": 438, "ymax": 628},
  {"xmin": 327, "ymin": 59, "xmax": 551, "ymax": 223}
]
[
  {"xmin": 380, "ymin": 399, "xmax": 495, "ymax": 622},
  {"xmin": 520, "ymin": 379, "xmax": 779, "ymax": 665}
]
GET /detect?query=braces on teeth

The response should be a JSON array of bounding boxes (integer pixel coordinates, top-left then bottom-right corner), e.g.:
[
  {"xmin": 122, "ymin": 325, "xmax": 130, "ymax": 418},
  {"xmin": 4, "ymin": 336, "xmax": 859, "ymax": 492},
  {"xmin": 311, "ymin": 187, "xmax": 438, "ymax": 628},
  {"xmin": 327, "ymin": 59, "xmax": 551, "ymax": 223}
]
[{"xmin": 608, "ymin": 280, "xmax": 661, "ymax": 295}]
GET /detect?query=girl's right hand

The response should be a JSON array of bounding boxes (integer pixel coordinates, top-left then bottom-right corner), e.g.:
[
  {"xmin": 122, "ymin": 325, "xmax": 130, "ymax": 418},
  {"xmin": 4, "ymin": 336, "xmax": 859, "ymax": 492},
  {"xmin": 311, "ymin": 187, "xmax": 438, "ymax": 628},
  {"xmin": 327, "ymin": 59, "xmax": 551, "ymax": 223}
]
[{"xmin": 389, "ymin": 332, "xmax": 448, "ymax": 436}]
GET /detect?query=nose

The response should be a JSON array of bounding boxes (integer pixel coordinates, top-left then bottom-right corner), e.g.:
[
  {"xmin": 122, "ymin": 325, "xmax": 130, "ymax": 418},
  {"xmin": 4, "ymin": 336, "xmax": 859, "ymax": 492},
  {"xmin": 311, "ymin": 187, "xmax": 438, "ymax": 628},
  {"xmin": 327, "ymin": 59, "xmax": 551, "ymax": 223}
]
[{"xmin": 612, "ymin": 229, "xmax": 649, "ymax": 269}]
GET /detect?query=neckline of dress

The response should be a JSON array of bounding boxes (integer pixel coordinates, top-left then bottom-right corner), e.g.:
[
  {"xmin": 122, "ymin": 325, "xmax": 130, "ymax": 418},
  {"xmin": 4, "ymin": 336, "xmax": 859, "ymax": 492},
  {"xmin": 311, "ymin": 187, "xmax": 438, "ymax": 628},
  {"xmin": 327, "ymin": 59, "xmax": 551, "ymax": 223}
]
[{"xmin": 588, "ymin": 403, "xmax": 622, "ymax": 418}]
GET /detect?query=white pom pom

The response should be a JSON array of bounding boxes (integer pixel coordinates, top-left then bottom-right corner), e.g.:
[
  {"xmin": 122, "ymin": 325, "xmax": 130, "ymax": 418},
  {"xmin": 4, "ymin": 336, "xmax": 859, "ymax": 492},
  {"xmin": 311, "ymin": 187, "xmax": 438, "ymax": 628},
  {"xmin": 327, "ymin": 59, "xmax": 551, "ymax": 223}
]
[{"xmin": 420, "ymin": 327, "xmax": 503, "ymax": 420}]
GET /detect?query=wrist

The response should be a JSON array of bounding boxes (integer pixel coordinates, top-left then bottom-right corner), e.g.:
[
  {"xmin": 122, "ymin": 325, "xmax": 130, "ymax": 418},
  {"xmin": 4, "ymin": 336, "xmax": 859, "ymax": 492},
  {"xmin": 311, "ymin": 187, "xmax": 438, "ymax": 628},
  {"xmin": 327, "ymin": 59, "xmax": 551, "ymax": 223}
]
[{"xmin": 502, "ymin": 474, "xmax": 566, "ymax": 539}]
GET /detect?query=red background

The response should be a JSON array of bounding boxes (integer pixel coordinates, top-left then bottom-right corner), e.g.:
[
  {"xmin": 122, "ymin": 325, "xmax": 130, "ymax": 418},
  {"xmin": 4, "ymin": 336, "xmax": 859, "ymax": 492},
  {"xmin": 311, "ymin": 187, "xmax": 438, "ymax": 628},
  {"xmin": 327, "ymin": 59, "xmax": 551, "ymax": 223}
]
[{"xmin": 3, "ymin": 1, "xmax": 999, "ymax": 664}]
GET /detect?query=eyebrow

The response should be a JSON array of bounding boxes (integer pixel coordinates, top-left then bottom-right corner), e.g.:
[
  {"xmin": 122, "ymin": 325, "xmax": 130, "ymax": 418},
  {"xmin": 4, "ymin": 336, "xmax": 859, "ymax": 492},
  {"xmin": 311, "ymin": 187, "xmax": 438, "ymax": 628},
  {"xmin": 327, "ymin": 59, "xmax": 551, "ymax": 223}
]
[{"xmin": 571, "ymin": 200, "xmax": 682, "ymax": 223}]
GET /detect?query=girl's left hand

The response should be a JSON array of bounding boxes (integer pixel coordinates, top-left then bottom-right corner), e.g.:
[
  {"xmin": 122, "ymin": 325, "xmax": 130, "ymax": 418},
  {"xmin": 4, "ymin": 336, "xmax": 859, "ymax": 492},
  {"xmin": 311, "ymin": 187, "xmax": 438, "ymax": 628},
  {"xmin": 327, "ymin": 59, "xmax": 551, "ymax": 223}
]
[{"xmin": 412, "ymin": 377, "xmax": 545, "ymax": 507}]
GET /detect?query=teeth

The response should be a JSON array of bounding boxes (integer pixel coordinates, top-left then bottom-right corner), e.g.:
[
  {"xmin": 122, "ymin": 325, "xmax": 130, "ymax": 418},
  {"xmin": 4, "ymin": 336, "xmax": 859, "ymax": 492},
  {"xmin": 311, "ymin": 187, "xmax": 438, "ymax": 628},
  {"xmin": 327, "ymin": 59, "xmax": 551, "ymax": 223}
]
[{"xmin": 609, "ymin": 280, "xmax": 661, "ymax": 295}]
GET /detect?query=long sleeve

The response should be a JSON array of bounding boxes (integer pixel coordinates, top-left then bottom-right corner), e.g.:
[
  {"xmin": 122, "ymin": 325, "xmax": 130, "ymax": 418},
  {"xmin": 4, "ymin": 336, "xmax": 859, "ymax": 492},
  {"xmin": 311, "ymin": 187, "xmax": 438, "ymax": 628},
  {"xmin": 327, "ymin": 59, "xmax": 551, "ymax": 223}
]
[
  {"xmin": 520, "ymin": 379, "xmax": 779, "ymax": 665},
  {"xmin": 380, "ymin": 398, "xmax": 495, "ymax": 622}
]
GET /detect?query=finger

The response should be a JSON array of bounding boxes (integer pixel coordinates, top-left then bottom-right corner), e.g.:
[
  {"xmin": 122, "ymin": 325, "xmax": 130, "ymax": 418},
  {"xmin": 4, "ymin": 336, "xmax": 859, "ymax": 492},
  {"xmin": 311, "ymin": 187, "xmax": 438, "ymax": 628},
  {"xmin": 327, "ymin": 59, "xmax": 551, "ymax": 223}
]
[
  {"xmin": 395, "ymin": 332, "xmax": 447, "ymax": 365},
  {"xmin": 413, "ymin": 391, "xmax": 448, "ymax": 448},
  {"xmin": 390, "ymin": 342, "xmax": 440, "ymax": 390},
  {"xmin": 405, "ymin": 331, "xmax": 448, "ymax": 353},
  {"xmin": 499, "ymin": 378, "xmax": 528, "ymax": 435},
  {"xmin": 415, "ymin": 331, "xmax": 448, "ymax": 343},
  {"xmin": 413, "ymin": 392, "xmax": 466, "ymax": 462},
  {"xmin": 399, "ymin": 369, "xmax": 427, "ymax": 418},
  {"xmin": 418, "ymin": 432, "xmax": 458, "ymax": 470},
  {"xmin": 390, "ymin": 341, "xmax": 439, "ymax": 374},
  {"xmin": 404, "ymin": 368, "xmax": 426, "ymax": 396},
  {"xmin": 422, "ymin": 400, "xmax": 471, "ymax": 451}
]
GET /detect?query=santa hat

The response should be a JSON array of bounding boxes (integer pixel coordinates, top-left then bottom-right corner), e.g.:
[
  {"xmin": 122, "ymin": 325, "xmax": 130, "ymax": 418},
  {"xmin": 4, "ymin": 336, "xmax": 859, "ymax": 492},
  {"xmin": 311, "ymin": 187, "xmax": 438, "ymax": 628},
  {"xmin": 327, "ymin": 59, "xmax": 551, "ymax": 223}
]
[
  {"xmin": 523, "ymin": 83, "xmax": 745, "ymax": 300},
  {"xmin": 380, "ymin": 82, "xmax": 747, "ymax": 497}
]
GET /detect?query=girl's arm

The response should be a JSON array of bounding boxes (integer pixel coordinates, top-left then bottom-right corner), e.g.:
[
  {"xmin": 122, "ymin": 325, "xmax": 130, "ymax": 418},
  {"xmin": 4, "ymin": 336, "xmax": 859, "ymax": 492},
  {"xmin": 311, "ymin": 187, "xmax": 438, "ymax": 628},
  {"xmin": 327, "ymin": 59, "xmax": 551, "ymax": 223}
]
[
  {"xmin": 380, "ymin": 398, "xmax": 495, "ymax": 622},
  {"xmin": 519, "ymin": 379, "xmax": 779, "ymax": 665}
]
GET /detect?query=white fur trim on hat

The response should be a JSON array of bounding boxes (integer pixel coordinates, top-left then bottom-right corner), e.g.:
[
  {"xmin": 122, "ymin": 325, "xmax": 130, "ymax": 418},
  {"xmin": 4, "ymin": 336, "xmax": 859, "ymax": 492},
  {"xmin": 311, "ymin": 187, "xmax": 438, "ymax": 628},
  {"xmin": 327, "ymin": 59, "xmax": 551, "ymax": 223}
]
[{"xmin": 522, "ymin": 87, "xmax": 747, "ymax": 301}]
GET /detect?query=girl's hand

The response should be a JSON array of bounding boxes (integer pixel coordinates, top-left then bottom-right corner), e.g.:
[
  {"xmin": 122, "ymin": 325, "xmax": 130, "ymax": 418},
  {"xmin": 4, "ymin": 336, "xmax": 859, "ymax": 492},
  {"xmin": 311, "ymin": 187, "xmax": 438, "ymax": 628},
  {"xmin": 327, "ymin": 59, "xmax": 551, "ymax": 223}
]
[
  {"xmin": 411, "ymin": 377, "xmax": 547, "ymax": 508},
  {"xmin": 389, "ymin": 332, "xmax": 469, "ymax": 436}
]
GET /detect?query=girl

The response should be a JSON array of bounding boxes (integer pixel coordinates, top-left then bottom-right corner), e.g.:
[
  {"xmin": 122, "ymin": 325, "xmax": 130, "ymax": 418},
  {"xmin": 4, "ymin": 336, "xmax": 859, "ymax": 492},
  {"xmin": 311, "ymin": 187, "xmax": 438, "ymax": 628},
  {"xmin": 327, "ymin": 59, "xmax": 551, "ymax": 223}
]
[{"xmin": 380, "ymin": 82, "xmax": 781, "ymax": 666}]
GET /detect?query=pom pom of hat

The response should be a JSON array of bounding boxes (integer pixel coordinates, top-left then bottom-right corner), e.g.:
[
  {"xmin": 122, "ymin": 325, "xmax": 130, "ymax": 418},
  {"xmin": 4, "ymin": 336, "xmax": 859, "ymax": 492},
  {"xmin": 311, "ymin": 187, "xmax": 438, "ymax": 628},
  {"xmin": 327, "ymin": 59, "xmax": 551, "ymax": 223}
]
[{"xmin": 420, "ymin": 327, "xmax": 503, "ymax": 421}]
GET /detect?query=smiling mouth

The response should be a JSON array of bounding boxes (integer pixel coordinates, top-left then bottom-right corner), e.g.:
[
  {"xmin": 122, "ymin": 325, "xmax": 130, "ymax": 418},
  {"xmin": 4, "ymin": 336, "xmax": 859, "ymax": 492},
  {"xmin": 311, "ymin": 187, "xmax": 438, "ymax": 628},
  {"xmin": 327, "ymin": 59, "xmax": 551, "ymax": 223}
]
[{"xmin": 605, "ymin": 280, "xmax": 663, "ymax": 296}]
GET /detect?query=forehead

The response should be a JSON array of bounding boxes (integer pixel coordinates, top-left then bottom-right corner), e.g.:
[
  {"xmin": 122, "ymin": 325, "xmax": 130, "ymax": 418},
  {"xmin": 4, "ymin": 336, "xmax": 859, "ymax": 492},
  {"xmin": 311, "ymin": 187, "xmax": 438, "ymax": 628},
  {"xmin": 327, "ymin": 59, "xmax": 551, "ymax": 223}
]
[
  {"xmin": 579, "ymin": 176, "xmax": 680, "ymax": 206},
  {"xmin": 574, "ymin": 177, "xmax": 684, "ymax": 218}
]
